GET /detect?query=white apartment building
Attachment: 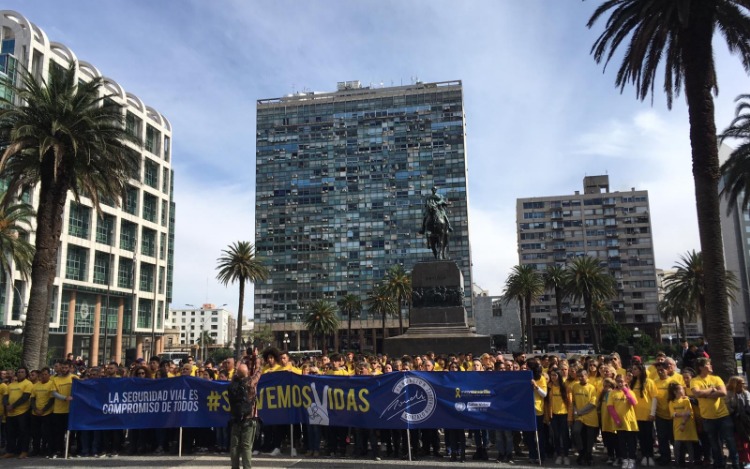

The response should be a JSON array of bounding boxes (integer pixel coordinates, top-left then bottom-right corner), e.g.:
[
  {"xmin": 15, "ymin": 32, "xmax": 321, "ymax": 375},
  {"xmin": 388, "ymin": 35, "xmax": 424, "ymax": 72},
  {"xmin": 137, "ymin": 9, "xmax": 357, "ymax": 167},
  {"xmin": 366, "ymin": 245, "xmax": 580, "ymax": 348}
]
[
  {"xmin": 0, "ymin": 10, "xmax": 175, "ymax": 365},
  {"xmin": 165, "ymin": 304, "xmax": 236, "ymax": 352}
]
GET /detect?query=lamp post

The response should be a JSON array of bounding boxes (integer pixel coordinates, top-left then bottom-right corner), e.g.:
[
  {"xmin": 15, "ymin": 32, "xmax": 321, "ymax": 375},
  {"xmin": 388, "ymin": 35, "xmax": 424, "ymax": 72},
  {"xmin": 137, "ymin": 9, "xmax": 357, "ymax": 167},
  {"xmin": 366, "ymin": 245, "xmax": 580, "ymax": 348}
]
[
  {"xmin": 508, "ymin": 333, "xmax": 516, "ymax": 353},
  {"xmin": 283, "ymin": 332, "xmax": 291, "ymax": 350}
]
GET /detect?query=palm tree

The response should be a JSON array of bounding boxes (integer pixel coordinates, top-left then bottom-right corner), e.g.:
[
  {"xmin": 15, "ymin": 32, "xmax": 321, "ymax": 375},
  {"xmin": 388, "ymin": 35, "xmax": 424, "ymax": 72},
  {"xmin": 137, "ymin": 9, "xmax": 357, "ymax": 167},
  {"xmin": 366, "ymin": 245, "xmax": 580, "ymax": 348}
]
[
  {"xmin": 502, "ymin": 265, "xmax": 544, "ymax": 352},
  {"xmin": 658, "ymin": 296, "xmax": 695, "ymax": 342},
  {"xmin": 663, "ymin": 250, "xmax": 738, "ymax": 338},
  {"xmin": 338, "ymin": 293, "xmax": 362, "ymax": 351},
  {"xmin": 303, "ymin": 299, "xmax": 339, "ymax": 354},
  {"xmin": 0, "ymin": 191, "xmax": 35, "ymax": 280},
  {"xmin": 587, "ymin": 0, "xmax": 750, "ymax": 379},
  {"xmin": 0, "ymin": 63, "xmax": 140, "ymax": 368},
  {"xmin": 720, "ymin": 95, "xmax": 750, "ymax": 210},
  {"xmin": 564, "ymin": 256, "xmax": 616, "ymax": 353},
  {"xmin": 544, "ymin": 264, "xmax": 568, "ymax": 348},
  {"xmin": 216, "ymin": 241, "xmax": 269, "ymax": 360},
  {"xmin": 384, "ymin": 265, "xmax": 411, "ymax": 334},
  {"xmin": 502, "ymin": 274, "xmax": 526, "ymax": 349},
  {"xmin": 366, "ymin": 283, "xmax": 397, "ymax": 354}
]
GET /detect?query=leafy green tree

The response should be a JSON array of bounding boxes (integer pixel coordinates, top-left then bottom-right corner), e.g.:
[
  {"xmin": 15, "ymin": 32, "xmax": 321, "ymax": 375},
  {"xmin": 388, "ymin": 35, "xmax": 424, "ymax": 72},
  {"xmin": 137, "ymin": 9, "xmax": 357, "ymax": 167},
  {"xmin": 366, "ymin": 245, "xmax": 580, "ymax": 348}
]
[
  {"xmin": 338, "ymin": 293, "xmax": 362, "ymax": 351},
  {"xmin": 0, "ymin": 341, "xmax": 22, "ymax": 370},
  {"xmin": 719, "ymin": 94, "xmax": 750, "ymax": 210},
  {"xmin": 502, "ymin": 265, "xmax": 544, "ymax": 352},
  {"xmin": 587, "ymin": 0, "xmax": 750, "ymax": 380},
  {"xmin": 658, "ymin": 295, "xmax": 695, "ymax": 342},
  {"xmin": 384, "ymin": 265, "xmax": 411, "ymax": 335},
  {"xmin": 366, "ymin": 283, "xmax": 397, "ymax": 354},
  {"xmin": 663, "ymin": 250, "xmax": 738, "ymax": 340},
  {"xmin": 0, "ymin": 63, "xmax": 140, "ymax": 368},
  {"xmin": 303, "ymin": 300, "xmax": 339, "ymax": 354},
  {"xmin": 216, "ymin": 241, "xmax": 269, "ymax": 359},
  {"xmin": 565, "ymin": 256, "xmax": 616, "ymax": 353},
  {"xmin": 544, "ymin": 264, "xmax": 568, "ymax": 347}
]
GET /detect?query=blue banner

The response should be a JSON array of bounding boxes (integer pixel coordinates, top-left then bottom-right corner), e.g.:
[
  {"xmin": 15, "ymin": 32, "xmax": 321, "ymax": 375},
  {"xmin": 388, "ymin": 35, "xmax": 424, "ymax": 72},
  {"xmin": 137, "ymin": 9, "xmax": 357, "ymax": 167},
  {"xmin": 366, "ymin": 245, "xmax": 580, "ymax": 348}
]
[{"xmin": 69, "ymin": 372, "xmax": 536, "ymax": 431}]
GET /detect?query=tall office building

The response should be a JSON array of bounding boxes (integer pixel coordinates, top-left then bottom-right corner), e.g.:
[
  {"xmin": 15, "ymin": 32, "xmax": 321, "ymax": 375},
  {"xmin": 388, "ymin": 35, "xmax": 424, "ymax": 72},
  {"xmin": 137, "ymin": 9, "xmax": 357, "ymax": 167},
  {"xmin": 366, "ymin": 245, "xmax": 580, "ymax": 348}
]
[
  {"xmin": 255, "ymin": 80, "xmax": 472, "ymax": 352},
  {"xmin": 516, "ymin": 175, "xmax": 660, "ymax": 348},
  {"xmin": 164, "ymin": 304, "xmax": 237, "ymax": 359},
  {"xmin": 719, "ymin": 143, "xmax": 750, "ymax": 345},
  {"xmin": 0, "ymin": 11, "xmax": 175, "ymax": 364}
]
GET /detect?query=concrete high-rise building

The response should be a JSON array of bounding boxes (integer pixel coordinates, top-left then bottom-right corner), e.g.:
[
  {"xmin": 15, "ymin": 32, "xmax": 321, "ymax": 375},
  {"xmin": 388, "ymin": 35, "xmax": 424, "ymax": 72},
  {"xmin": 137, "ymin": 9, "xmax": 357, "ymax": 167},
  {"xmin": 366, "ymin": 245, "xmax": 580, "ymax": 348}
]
[
  {"xmin": 254, "ymin": 80, "xmax": 472, "ymax": 352},
  {"xmin": 0, "ymin": 11, "xmax": 175, "ymax": 364},
  {"xmin": 719, "ymin": 143, "xmax": 750, "ymax": 345},
  {"xmin": 516, "ymin": 175, "xmax": 660, "ymax": 349}
]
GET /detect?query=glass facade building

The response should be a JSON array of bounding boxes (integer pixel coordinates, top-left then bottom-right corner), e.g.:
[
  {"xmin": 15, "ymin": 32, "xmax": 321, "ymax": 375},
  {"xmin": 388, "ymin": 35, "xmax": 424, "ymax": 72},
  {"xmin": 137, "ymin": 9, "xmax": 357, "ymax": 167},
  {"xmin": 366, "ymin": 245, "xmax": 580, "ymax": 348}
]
[{"xmin": 254, "ymin": 80, "xmax": 473, "ymax": 348}]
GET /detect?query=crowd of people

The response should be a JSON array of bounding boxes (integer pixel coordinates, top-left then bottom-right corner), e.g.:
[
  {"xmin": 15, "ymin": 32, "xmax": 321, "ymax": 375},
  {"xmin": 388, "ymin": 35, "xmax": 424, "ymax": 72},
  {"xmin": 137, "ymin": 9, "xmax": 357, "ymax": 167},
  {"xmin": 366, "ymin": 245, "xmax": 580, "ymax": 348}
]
[{"xmin": 0, "ymin": 343, "xmax": 749, "ymax": 469}]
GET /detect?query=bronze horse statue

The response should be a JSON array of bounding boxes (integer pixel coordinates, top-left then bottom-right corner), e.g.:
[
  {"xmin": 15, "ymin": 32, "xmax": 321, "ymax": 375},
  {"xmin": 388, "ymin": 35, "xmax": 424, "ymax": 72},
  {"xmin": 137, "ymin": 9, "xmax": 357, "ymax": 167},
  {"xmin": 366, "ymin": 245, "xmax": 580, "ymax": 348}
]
[{"xmin": 422, "ymin": 200, "xmax": 450, "ymax": 260}]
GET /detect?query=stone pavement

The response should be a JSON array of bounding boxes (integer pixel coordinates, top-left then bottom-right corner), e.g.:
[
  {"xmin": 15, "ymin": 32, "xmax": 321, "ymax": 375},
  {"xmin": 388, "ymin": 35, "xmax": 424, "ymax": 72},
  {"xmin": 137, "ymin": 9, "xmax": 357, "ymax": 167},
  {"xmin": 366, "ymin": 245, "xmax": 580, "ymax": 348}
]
[{"xmin": 6, "ymin": 453, "xmax": 626, "ymax": 469}]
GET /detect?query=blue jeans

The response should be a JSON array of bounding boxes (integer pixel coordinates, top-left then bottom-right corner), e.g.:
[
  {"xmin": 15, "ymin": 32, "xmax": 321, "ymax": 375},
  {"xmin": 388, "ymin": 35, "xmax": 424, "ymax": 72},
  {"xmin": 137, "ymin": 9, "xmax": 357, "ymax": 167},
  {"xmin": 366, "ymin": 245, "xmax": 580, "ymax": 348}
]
[{"xmin": 701, "ymin": 416, "xmax": 738, "ymax": 467}]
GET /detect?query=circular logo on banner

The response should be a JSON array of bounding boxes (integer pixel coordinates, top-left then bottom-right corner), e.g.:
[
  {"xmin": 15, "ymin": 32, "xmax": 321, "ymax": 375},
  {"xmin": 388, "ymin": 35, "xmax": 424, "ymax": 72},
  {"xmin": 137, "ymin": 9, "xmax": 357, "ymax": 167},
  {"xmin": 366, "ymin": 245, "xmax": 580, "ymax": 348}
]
[
  {"xmin": 454, "ymin": 402, "xmax": 467, "ymax": 412},
  {"xmin": 384, "ymin": 376, "xmax": 436, "ymax": 424}
]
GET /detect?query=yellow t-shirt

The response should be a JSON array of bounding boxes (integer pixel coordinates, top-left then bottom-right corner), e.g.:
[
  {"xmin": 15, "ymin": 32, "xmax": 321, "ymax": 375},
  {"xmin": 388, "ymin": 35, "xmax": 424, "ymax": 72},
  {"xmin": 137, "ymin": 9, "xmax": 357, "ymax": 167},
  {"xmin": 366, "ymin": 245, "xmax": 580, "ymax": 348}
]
[
  {"xmin": 534, "ymin": 375, "xmax": 548, "ymax": 416},
  {"xmin": 0, "ymin": 382, "xmax": 7, "ymax": 421},
  {"xmin": 326, "ymin": 368, "xmax": 349, "ymax": 376},
  {"xmin": 654, "ymin": 375, "xmax": 682, "ymax": 419},
  {"xmin": 6, "ymin": 379, "xmax": 33, "ymax": 417},
  {"xmin": 433, "ymin": 363, "xmax": 443, "ymax": 371},
  {"xmin": 571, "ymin": 382, "xmax": 598, "ymax": 427},
  {"xmin": 262, "ymin": 364, "xmax": 281, "ymax": 374},
  {"xmin": 631, "ymin": 378, "xmax": 658, "ymax": 421},
  {"xmin": 669, "ymin": 396, "xmax": 698, "ymax": 441},
  {"xmin": 280, "ymin": 364, "xmax": 302, "ymax": 375},
  {"xmin": 646, "ymin": 365, "xmax": 659, "ymax": 381},
  {"xmin": 588, "ymin": 376, "xmax": 602, "ymax": 394},
  {"xmin": 32, "ymin": 380, "xmax": 55, "ymax": 416},
  {"xmin": 600, "ymin": 390, "xmax": 617, "ymax": 433},
  {"xmin": 52, "ymin": 374, "xmax": 78, "ymax": 414},
  {"xmin": 690, "ymin": 374, "xmax": 729, "ymax": 419},
  {"xmin": 607, "ymin": 388, "xmax": 638, "ymax": 432},
  {"xmin": 549, "ymin": 383, "xmax": 569, "ymax": 415},
  {"xmin": 615, "ymin": 367, "xmax": 627, "ymax": 378}
]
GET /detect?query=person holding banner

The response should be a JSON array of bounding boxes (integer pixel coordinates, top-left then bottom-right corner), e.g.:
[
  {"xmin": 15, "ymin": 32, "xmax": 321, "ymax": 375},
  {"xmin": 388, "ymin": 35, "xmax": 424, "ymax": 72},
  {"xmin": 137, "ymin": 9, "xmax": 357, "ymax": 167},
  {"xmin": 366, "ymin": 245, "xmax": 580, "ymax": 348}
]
[
  {"xmin": 50, "ymin": 360, "xmax": 77, "ymax": 459},
  {"xmin": 524, "ymin": 361, "xmax": 547, "ymax": 465},
  {"xmin": 228, "ymin": 349, "xmax": 262, "ymax": 469}
]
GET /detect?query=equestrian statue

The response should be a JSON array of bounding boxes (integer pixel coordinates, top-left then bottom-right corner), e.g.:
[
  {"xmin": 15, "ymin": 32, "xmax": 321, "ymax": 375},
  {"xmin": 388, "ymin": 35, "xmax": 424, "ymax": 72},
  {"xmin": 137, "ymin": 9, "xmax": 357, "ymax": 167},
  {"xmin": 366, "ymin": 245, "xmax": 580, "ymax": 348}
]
[{"xmin": 418, "ymin": 186, "xmax": 453, "ymax": 260}]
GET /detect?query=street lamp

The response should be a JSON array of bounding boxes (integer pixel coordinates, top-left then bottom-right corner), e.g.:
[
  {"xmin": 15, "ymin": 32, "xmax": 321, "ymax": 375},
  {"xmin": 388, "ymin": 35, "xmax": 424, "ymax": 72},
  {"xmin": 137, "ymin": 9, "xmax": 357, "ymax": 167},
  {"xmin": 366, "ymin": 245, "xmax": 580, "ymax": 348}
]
[
  {"xmin": 508, "ymin": 333, "xmax": 516, "ymax": 353},
  {"xmin": 12, "ymin": 313, "xmax": 26, "ymax": 336},
  {"xmin": 633, "ymin": 327, "xmax": 642, "ymax": 339},
  {"xmin": 283, "ymin": 332, "xmax": 291, "ymax": 350}
]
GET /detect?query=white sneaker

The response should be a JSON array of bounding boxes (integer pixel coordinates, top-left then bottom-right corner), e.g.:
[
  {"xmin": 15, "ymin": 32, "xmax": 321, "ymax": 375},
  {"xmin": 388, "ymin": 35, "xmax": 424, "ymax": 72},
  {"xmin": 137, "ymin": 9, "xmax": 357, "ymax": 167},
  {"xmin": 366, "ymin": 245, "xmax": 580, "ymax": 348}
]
[
  {"xmin": 555, "ymin": 456, "xmax": 563, "ymax": 465},
  {"xmin": 269, "ymin": 448, "xmax": 281, "ymax": 456},
  {"xmin": 629, "ymin": 460, "xmax": 636, "ymax": 469},
  {"xmin": 563, "ymin": 456, "xmax": 570, "ymax": 465},
  {"xmin": 647, "ymin": 457, "xmax": 656, "ymax": 466},
  {"xmin": 613, "ymin": 458, "xmax": 622, "ymax": 467},
  {"xmin": 622, "ymin": 459, "xmax": 629, "ymax": 469},
  {"xmin": 641, "ymin": 457, "xmax": 648, "ymax": 466},
  {"xmin": 252, "ymin": 450, "xmax": 259, "ymax": 456}
]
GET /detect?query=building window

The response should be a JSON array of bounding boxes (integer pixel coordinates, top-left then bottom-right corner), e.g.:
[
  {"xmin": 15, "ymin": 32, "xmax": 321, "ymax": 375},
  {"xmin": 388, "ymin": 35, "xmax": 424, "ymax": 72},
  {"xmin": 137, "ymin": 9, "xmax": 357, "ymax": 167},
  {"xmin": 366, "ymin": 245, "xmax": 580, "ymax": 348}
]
[
  {"xmin": 163, "ymin": 136, "xmax": 170, "ymax": 162},
  {"xmin": 96, "ymin": 214, "xmax": 115, "ymax": 245},
  {"xmin": 158, "ymin": 266, "xmax": 165, "ymax": 294},
  {"xmin": 124, "ymin": 186, "xmax": 138, "ymax": 215},
  {"xmin": 143, "ymin": 193, "xmax": 157, "ymax": 223},
  {"xmin": 126, "ymin": 112, "xmax": 142, "ymax": 139},
  {"xmin": 137, "ymin": 298, "xmax": 152, "ymax": 328},
  {"xmin": 93, "ymin": 251, "xmax": 111, "ymax": 285},
  {"xmin": 492, "ymin": 300, "xmax": 503, "ymax": 317},
  {"xmin": 161, "ymin": 199, "xmax": 168, "ymax": 226},
  {"xmin": 146, "ymin": 125, "xmax": 161, "ymax": 155},
  {"xmin": 162, "ymin": 167, "xmax": 169, "ymax": 193},
  {"xmin": 118, "ymin": 258, "xmax": 134, "ymax": 289},
  {"xmin": 144, "ymin": 159, "xmax": 159, "ymax": 188},
  {"xmin": 141, "ymin": 228, "xmax": 156, "ymax": 257},
  {"xmin": 140, "ymin": 262, "xmax": 154, "ymax": 292},
  {"xmin": 68, "ymin": 203, "xmax": 91, "ymax": 239},
  {"xmin": 65, "ymin": 245, "xmax": 87, "ymax": 281},
  {"xmin": 159, "ymin": 232, "xmax": 167, "ymax": 260},
  {"xmin": 120, "ymin": 220, "xmax": 137, "ymax": 251}
]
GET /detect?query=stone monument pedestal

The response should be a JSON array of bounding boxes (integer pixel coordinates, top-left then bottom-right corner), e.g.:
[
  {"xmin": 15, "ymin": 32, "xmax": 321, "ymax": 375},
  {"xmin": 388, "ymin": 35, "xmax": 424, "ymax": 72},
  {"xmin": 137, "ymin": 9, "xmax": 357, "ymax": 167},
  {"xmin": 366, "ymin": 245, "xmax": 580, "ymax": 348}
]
[{"xmin": 384, "ymin": 260, "xmax": 490, "ymax": 356}]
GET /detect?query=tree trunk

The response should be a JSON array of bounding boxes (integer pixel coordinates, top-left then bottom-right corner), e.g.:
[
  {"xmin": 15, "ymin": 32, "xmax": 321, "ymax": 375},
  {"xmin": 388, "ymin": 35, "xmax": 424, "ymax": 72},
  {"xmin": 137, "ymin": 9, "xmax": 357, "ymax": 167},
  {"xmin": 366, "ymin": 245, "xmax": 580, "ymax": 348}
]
[
  {"xmin": 525, "ymin": 293, "xmax": 534, "ymax": 353},
  {"xmin": 235, "ymin": 278, "xmax": 245, "ymax": 360},
  {"xmin": 398, "ymin": 295, "xmax": 404, "ymax": 335},
  {"xmin": 681, "ymin": 6, "xmax": 735, "ymax": 380},
  {"xmin": 585, "ymin": 295, "xmax": 601, "ymax": 352},
  {"xmin": 517, "ymin": 297, "xmax": 525, "ymax": 351},
  {"xmin": 381, "ymin": 311, "xmax": 386, "ymax": 355},
  {"xmin": 347, "ymin": 311, "xmax": 352, "ymax": 352},
  {"xmin": 555, "ymin": 286, "xmax": 564, "ymax": 348},
  {"xmin": 679, "ymin": 316, "xmax": 687, "ymax": 343},
  {"xmin": 22, "ymin": 170, "xmax": 69, "ymax": 369}
]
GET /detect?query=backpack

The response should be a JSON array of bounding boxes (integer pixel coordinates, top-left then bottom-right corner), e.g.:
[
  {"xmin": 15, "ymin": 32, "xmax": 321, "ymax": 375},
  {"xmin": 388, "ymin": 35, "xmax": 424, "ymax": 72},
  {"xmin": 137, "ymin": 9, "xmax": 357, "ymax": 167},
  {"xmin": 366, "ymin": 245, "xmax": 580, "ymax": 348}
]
[{"xmin": 227, "ymin": 377, "xmax": 253, "ymax": 421}]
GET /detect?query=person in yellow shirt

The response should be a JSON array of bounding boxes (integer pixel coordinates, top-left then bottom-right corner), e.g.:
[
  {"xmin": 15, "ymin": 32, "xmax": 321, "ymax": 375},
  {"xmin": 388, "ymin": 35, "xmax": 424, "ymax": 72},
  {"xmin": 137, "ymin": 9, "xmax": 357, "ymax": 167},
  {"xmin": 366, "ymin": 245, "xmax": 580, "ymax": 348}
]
[
  {"xmin": 524, "ymin": 361, "xmax": 548, "ymax": 464},
  {"xmin": 546, "ymin": 366, "xmax": 572, "ymax": 465},
  {"xmin": 2, "ymin": 367, "xmax": 33, "ymax": 459},
  {"xmin": 647, "ymin": 352, "xmax": 667, "ymax": 381},
  {"xmin": 608, "ymin": 374, "xmax": 638, "ymax": 469},
  {"xmin": 653, "ymin": 362, "xmax": 680, "ymax": 465},
  {"xmin": 599, "ymin": 377, "xmax": 619, "ymax": 464},
  {"xmin": 30, "ymin": 367, "xmax": 54, "ymax": 458},
  {"xmin": 571, "ymin": 369, "xmax": 598, "ymax": 465},
  {"xmin": 668, "ymin": 383, "xmax": 698, "ymax": 466},
  {"xmin": 51, "ymin": 360, "xmax": 78, "ymax": 459},
  {"xmin": 0, "ymin": 371, "xmax": 8, "ymax": 447},
  {"xmin": 691, "ymin": 358, "xmax": 739, "ymax": 469},
  {"xmin": 278, "ymin": 352, "xmax": 301, "ymax": 374},
  {"xmin": 629, "ymin": 361, "xmax": 657, "ymax": 466}
]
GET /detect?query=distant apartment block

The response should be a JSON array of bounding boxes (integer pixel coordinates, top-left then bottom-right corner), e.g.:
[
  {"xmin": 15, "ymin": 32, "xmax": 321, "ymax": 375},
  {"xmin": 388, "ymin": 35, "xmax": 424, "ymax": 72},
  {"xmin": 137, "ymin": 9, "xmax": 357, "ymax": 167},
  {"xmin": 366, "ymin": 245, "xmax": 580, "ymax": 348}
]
[{"xmin": 516, "ymin": 175, "xmax": 660, "ymax": 347}]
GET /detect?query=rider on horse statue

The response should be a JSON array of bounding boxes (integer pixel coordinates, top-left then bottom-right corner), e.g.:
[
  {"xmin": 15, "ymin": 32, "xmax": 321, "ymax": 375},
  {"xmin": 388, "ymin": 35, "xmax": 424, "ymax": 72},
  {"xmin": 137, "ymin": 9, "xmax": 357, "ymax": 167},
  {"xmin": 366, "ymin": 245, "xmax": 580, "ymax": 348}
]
[{"xmin": 418, "ymin": 187, "xmax": 453, "ymax": 259}]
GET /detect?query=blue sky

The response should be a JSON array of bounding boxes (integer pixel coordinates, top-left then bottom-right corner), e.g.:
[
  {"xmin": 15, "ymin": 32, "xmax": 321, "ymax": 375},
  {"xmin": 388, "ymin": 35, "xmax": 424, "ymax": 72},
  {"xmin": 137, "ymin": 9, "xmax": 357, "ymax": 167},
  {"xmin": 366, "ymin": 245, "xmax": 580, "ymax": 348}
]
[{"xmin": 4, "ymin": 1, "xmax": 749, "ymax": 318}]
